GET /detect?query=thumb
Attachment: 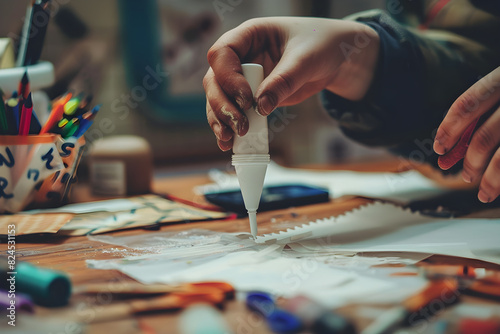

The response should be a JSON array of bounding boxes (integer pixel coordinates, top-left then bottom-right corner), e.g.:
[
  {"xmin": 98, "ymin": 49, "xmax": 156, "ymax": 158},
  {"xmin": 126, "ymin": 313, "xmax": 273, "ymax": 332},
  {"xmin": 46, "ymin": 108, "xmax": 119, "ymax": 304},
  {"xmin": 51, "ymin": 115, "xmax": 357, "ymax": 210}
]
[{"xmin": 254, "ymin": 54, "xmax": 311, "ymax": 116}]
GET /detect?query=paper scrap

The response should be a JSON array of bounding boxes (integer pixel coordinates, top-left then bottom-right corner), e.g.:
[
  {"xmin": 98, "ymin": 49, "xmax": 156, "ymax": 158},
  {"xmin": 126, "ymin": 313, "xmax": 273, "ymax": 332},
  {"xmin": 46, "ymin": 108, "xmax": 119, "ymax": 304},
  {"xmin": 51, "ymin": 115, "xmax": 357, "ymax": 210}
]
[
  {"xmin": 0, "ymin": 213, "xmax": 73, "ymax": 235},
  {"xmin": 58, "ymin": 195, "xmax": 228, "ymax": 236},
  {"xmin": 1, "ymin": 195, "xmax": 227, "ymax": 236},
  {"xmin": 87, "ymin": 229, "xmax": 430, "ymax": 308},
  {"xmin": 197, "ymin": 161, "xmax": 448, "ymax": 204},
  {"xmin": 257, "ymin": 202, "xmax": 500, "ymax": 265}
]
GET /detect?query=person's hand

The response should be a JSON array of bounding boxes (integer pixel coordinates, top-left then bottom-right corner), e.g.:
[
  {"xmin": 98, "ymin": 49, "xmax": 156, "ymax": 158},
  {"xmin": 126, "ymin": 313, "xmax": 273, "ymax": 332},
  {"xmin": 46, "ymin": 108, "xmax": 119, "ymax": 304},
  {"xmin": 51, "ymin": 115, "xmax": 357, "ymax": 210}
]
[
  {"xmin": 203, "ymin": 17, "xmax": 380, "ymax": 151},
  {"xmin": 434, "ymin": 66, "xmax": 500, "ymax": 203}
]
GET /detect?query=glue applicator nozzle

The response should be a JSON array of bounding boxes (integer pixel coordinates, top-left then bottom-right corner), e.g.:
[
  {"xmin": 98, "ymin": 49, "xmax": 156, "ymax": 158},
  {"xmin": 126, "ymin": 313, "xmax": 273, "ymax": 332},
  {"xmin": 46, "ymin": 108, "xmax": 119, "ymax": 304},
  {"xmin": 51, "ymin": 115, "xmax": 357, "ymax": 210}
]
[
  {"xmin": 248, "ymin": 211, "xmax": 257, "ymax": 238},
  {"xmin": 231, "ymin": 63, "xmax": 269, "ymax": 239}
]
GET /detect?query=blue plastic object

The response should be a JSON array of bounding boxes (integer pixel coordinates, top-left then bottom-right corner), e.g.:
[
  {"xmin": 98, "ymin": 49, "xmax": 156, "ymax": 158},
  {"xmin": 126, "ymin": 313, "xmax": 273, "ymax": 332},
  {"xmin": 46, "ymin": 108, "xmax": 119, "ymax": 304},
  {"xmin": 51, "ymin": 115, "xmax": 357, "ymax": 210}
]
[{"xmin": 246, "ymin": 291, "xmax": 302, "ymax": 334}]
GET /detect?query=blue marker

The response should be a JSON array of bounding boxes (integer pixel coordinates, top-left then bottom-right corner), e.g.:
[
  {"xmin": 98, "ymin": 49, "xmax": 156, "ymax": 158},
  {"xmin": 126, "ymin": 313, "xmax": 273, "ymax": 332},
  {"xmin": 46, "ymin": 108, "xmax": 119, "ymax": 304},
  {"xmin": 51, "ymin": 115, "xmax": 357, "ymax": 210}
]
[
  {"xmin": 72, "ymin": 119, "xmax": 93, "ymax": 139},
  {"xmin": 246, "ymin": 291, "xmax": 302, "ymax": 333}
]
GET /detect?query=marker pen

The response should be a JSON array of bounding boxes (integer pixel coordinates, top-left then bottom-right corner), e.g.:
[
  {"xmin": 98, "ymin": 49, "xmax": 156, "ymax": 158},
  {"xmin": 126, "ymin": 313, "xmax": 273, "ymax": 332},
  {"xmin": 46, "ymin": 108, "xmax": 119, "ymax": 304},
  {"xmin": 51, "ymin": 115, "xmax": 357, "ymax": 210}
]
[
  {"xmin": 0, "ymin": 257, "xmax": 72, "ymax": 307},
  {"xmin": 232, "ymin": 63, "xmax": 270, "ymax": 238}
]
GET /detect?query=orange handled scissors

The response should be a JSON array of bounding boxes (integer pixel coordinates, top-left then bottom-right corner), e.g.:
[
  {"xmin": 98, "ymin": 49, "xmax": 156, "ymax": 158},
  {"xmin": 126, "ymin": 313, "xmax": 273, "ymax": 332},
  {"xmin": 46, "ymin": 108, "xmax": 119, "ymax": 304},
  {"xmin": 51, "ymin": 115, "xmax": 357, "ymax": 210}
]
[{"xmin": 74, "ymin": 281, "xmax": 235, "ymax": 323}]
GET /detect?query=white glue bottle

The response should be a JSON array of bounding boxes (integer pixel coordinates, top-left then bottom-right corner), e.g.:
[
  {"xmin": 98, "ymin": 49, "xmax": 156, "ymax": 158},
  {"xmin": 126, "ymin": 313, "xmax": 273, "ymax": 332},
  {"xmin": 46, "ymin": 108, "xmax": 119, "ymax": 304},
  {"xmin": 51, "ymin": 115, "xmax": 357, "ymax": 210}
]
[{"xmin": 232, "ymin": 63, "xmax": 270, "ymax": 238}]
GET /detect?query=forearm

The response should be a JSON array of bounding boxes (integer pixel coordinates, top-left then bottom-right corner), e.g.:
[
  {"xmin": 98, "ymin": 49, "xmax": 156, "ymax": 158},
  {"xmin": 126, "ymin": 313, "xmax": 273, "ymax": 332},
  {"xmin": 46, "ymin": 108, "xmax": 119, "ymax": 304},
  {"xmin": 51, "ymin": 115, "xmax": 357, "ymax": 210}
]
[
  {"xmin": 322, "ymin": 10, "xmax": 500, "ymax": 167},
  {"xmin": 324, "ymin": 21, "xmax": 380, "ymax": 101}
]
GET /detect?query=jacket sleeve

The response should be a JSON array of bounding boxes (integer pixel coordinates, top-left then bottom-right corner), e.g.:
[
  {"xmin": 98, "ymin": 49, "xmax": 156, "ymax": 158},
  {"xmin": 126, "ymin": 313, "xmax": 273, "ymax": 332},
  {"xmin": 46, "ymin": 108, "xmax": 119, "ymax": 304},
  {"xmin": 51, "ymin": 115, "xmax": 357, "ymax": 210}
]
[{"xmin": 321, "ymin": 9, "xmax": 500, "ymax": 171}]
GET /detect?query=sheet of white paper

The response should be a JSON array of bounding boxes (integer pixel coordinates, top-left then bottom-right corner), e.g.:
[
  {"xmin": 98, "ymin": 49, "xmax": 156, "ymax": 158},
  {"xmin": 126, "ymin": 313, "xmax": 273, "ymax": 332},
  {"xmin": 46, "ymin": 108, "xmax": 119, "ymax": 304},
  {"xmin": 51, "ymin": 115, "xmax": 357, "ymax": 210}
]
[
  {"xmin": 88, "ymin": 246, "xmax": 401, "ymax": 308},
  {"xmin": 196, "ymin": 161, "xmax": 448, "ymax": 204},
  {"xmin": 257, "ymin": 202, "xmax": 500, "ymax": 265},
  {"xmin": 87, "ymin": 227, "xmax": 434, "ymax": 308}
]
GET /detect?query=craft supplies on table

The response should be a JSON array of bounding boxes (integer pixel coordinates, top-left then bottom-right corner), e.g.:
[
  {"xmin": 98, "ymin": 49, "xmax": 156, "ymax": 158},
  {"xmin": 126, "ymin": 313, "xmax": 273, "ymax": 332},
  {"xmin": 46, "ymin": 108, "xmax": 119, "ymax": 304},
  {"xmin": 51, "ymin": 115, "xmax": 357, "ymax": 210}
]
[{"xmin": 0, "ymin": 72, "xmax": 99, "ymax": 213}]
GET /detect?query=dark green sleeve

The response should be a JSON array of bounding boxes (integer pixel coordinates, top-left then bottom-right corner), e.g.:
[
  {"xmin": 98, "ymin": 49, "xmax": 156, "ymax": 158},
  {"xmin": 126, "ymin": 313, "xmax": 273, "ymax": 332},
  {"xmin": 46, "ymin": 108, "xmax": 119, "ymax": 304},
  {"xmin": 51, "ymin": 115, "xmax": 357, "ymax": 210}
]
[{"xmin": 322, "ymin": 9, "xmax": 500, "ymax": 171}]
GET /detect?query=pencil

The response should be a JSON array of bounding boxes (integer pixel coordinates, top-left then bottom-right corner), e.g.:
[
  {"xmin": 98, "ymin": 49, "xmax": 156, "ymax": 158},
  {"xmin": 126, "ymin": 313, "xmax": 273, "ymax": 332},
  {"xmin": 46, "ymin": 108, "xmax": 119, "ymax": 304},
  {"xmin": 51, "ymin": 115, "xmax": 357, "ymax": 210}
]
[
  {"xmin": 19, "ymin": 93, "xmax": 33, "ymax": 136},
  {"xmin": 18, "ymin": 71, "xmax": 30, "ymax": 100}
]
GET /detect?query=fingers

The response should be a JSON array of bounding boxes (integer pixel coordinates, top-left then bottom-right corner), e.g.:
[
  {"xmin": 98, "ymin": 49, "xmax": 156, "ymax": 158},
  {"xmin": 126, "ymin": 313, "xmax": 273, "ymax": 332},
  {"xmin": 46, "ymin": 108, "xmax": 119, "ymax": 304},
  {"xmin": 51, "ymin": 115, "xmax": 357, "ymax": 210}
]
[
  {"xmin": 478, "ymin": 147, "xmax": 500, "ymax": 203},
  {"xmin": 206, "ymin": 101, "xmax": 233, "ymax": 151},
  {"xmin": 204, "ymin": 68, "xmax": 249, "ymax": 139},
  {"xmin": 206, "ymin": 101, "xmax": 233, "ymax": 141},
  {"xmin": 254, "ymin": 51, "xmax": 312, "ymax": 116},
  {"xmin": 434, "ymin": 67, "xmax": 500, "ymax": 155},
  {"xmin": 207, "ymin": 21, "xmax": 264, "ymax": 112},
  {"xmin": 462, "ymin": 105, "xmax": 500, "ymax": 183}
]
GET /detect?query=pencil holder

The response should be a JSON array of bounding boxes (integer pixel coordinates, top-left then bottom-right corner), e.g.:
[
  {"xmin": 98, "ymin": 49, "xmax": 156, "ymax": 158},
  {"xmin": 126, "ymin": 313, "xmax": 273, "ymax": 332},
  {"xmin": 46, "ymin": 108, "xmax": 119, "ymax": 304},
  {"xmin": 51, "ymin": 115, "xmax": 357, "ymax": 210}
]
[{"xmin": 0, "ymin": 134, "xmax": 85, "ymax": 213}]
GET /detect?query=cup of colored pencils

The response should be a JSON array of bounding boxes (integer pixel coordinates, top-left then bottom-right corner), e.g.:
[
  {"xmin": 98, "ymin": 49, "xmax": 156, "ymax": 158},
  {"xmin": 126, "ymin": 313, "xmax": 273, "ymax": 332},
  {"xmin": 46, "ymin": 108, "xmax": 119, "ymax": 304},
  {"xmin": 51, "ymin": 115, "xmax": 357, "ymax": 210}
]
[{"xmin": 0, "ymin": 71, "xmax": 100, "ymax": 213}]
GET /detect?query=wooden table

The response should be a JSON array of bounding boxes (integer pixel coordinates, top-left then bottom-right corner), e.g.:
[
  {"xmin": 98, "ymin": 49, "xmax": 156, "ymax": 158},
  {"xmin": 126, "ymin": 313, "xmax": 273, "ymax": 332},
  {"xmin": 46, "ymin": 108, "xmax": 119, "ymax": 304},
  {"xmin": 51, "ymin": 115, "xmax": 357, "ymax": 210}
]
[{"xmin": 3, "ymin": 160, "xmax": 500, "ymax": 334}]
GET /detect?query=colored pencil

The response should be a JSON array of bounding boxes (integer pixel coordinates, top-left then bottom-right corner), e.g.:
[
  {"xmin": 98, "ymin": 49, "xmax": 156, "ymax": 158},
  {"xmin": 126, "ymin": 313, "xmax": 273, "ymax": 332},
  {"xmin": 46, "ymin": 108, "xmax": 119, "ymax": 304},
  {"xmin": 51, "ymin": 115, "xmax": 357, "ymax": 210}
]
[
  {"xmin": 40, "ymin": 92, "xmax": 72, "ymax": 134},
  {"xmin": 18, "ymin": 71, "xmax": 30, "ymax": 100},
  {"xmin": 19, "ymin": 93, "xmax": 33, "ymax": 136}
]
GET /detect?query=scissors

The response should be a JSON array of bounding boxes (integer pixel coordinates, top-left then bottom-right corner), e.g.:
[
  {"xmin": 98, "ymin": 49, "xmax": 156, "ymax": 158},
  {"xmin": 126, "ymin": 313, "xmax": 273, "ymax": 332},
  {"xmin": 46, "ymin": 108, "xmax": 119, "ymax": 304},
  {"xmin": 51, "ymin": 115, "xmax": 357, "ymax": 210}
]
[{"xmin": 74, "ymin": 281, "xmax": 234, "ymax": 323}]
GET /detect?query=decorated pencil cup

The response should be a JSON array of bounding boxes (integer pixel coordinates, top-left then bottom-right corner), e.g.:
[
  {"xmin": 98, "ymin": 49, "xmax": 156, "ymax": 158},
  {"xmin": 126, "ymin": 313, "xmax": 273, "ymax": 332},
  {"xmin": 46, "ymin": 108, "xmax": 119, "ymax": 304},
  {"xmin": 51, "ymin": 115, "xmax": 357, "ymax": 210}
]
[{"xmin": 0, "ymin": 134, "xmax": 86, "ymax": 213}]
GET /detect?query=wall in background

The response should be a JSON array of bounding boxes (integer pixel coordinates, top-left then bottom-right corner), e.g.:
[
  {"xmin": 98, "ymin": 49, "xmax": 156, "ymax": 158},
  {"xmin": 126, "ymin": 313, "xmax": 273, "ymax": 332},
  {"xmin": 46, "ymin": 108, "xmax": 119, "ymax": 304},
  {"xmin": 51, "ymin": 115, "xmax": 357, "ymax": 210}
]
[{"xmin": 0, "ymin": 0, "xmax": 391, "ymax": 167}]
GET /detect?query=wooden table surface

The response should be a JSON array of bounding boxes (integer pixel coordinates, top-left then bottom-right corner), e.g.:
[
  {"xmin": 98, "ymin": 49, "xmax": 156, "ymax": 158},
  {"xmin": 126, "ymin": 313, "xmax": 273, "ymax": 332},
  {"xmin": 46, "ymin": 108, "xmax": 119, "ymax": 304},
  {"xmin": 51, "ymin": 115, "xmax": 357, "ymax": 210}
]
[{"xmin": 3, "ymin": 159, "xmax": 500, "ymax": 334}]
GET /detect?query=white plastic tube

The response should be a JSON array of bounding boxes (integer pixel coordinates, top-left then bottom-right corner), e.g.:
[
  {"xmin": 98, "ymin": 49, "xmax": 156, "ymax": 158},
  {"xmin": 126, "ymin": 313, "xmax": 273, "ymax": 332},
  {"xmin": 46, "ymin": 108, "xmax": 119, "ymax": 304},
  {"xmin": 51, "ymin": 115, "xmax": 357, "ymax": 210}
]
[{"xmin": 232, "ymin": 63, "xmax": 270, "ymax": 238}]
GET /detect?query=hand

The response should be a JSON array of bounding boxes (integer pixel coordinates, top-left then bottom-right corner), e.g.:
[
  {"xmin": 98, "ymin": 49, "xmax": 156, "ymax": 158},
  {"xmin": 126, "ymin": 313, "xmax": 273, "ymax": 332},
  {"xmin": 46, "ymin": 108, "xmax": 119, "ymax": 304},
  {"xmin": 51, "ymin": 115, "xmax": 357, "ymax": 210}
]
[
  {"xmin": 434, "ymin": 66, "xmax": 500, "ymax": 203},
  {"xmin": 203, "ymin": 17, "xmax": 380, "ymax": 151}
]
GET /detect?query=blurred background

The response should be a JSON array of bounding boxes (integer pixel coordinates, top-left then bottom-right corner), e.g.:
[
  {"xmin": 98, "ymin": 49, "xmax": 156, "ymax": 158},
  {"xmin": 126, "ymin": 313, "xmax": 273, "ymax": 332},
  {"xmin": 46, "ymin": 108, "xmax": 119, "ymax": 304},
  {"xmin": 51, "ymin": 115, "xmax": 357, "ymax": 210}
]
[{"xmin": 0, "ymin": 0, "xmax": 392, "ymax": 171}]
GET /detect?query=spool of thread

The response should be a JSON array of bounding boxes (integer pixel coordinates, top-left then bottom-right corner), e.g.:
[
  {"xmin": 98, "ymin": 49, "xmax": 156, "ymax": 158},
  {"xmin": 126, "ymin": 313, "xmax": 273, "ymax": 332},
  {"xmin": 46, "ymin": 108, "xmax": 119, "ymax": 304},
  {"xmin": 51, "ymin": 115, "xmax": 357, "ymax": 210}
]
[
  {"xmin": 1, "ymin": 258, "xmax": 71, "ymax": 307},
  {"xmin": 88, "ymin": 135, "xmax": 153, "ymax": 196}
]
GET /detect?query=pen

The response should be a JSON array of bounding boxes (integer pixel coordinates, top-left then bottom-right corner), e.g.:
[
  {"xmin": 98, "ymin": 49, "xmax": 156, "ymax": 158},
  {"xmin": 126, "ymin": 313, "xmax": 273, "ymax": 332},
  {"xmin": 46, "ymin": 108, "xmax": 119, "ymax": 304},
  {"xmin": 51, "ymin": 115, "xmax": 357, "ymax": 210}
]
[
  {"xmin": 6, "ymin": 92, "xmax": 20, "ymax": 133},
  {"xmin": 0, "ymin": 256, "xmax": 71, "ymax": 307},
  {"xmin": 64, "ymin": 93, "xmax": 83, "ymax": 117},
  {"xmin": 72, "ymin": 119, "xmax": 93, "ymax": 139},
  {"xmin": 23, "ymin": 0, "xmax": 51, "ymax": 66},
  {"xmin": 61, "ymin": 118, "xmax": 79, "ymax": 138},
  {"xmin": 19, "ymin": 93, "xmax": 33, "ymax": 136},
  {"xmin": 16, "ymin": 1, "xmax": 35, "ymax": 67}
]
